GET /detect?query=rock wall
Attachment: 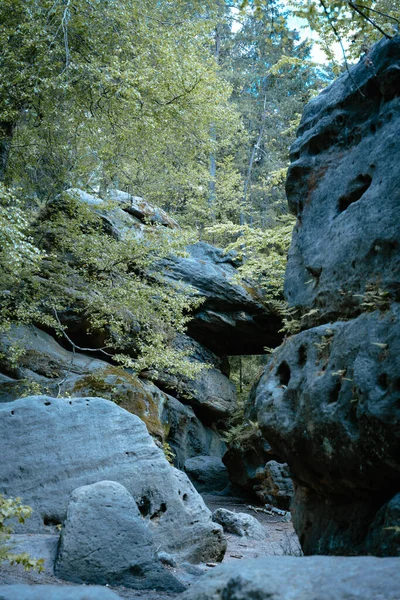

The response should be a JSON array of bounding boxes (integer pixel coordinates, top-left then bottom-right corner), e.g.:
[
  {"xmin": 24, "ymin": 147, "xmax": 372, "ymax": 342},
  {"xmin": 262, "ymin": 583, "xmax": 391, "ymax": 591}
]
[{"xmin": 255, "ymin": 36, "xmax": 400, "ymax": 555}]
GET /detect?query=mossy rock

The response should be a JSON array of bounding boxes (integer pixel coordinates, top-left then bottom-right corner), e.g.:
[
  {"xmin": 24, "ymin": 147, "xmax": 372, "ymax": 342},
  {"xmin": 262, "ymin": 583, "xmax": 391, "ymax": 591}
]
[{"xmin": 71, "ymin": 366, "xmax": 165, "ymax": 439}]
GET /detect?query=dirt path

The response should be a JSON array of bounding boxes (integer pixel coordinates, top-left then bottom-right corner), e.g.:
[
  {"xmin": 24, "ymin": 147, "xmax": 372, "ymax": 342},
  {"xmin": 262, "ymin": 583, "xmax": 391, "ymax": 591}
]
[{"xmin": 0, "ymin": 495, "xmax": 300, "ymax": 599}]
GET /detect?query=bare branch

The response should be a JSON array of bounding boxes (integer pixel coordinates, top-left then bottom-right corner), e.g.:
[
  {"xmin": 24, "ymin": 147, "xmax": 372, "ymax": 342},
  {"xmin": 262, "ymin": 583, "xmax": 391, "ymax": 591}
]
[
  {"xmin": 319, "ymin": 0, "xmax": 365, "ymax": 98},
  {"xmin": 52, "ymin": 308, "xmax": 114, "ymax": 357}
]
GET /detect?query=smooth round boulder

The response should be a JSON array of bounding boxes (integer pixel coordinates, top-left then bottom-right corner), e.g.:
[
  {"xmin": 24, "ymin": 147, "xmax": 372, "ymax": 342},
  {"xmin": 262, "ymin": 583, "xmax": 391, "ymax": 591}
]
[{"xmin": 55, "ymin": 481, "xmax": 184, "ymax": 592}]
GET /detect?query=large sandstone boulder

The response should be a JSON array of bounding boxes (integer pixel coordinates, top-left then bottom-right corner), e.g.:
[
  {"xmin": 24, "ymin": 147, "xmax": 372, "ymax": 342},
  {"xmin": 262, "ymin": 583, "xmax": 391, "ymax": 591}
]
[
  {"xmin": 255, "ymin": 36, "xmax": 400, "ymax": 556},
  {"xmin": 285, "ymin": 36, "xmax": 400, "ymax": 322},
  {"xmin": 0, "ymin": 396, "xmax": 226, "ymax": 564},
  {"xmin": 54, "ymin": 481, "xmax": 184, "ymax": 591},
  {"xmin": 0, "ymin": 586, "xmax": 122, "ymax": 600},
  {"xmin": 256, "ymin": 306, "xmax": 400, "ymax": 554},
  {"xmin": 0, "ymin": 325, "xmax": 166, "ymax": 438},
  {"xmin": 161, "ymin": 242, "xmax": 282, "ymax": 355},
  {"xmin": 178, "ymin": 556, "xmax": 400, "ymax": 600}
]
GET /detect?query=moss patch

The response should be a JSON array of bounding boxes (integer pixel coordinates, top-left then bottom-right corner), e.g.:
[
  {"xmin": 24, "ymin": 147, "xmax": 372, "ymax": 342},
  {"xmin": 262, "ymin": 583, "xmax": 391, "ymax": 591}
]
[{"xmin": 72, "ymin": 366, "xmax": 164, "ymax": 439}]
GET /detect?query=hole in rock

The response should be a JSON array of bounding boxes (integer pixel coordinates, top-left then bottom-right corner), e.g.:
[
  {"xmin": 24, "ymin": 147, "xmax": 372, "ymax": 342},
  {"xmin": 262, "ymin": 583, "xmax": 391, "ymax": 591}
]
[
  {"xmin": 10, "ymin": 410, "xmax": 14, "ymax": 415},
  {"xmin": 338, "ymin": 174, "xmax": 372, "ymax": 213},
  {"xmin": 182, "ymin": 493, "xmax": 188, "ymax": 501},
  {"xmin": 43, "ymin": 516, "xmax": 61, "ymax": 527},
  {"xmin": 130, "ymin": 565, "xmax": 145, "ymax": 577},
  {"xmin": 277, "ymin": 361, "xmax": 291, "ymax": 386},
  {"xmin": 378, "ymin": 373, "xmax": 389, "ymax": 390},
  {"xmin": 138, "ymin": 495, "xmax": 151, "ymax": 517},
  {"xmin": 298, "ymin": 345, "xmax": 307, "ymax": 367},
  {"xmin": 328, "ymin": 380, "xmax": 342, "ymax": 404},
  {"xmin": 150, "ymin": 502, "xmax": 167, "ymax": 521},
  {"xmin": 44, "ymin": 401, "xmax": 51, "ymax": 406}
]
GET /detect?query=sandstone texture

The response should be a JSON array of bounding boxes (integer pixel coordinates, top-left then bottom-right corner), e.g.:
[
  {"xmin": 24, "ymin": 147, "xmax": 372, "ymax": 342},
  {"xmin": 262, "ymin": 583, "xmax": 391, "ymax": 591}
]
[
  {"xmin": 0, "ymin": 585, "xmax": 122, "ymax": 600},
  {"xmin": 162, "ymin": 396, "xmax": 226, "ymax": 469},
  {"xmin": 178, "ymin": 556, "xmax": 400, "ymax": 600},
  {"xmin": 0, "ymin": 396, "xmax": 226, "ymax": 564},
  {"xmin": 184, "ymin": 456, "xmax": 229, "ymax": 493},
  {"xmin": 212, "ymin": 508, "xmax": 266, "ymax": 540},
  {"xmin": 285, "ymin": 37, "xmax": 400, "ymax": 321},
  {"xmin": 54, "ymin": 481, "xmax": 184, "ymax": 591},
  {"xmin": 161, "ymin": 242, "xmax": 282, "ymax": 355},
  {"xmin": 255, "ymin": 36, "xmax": 400, "ymax": 556}
]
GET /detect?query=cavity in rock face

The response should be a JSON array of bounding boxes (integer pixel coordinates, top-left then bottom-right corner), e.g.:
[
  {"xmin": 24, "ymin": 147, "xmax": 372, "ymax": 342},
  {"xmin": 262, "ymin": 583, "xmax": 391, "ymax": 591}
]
[{"xmin": 256, "ymin": 36, "xmax": 400, "ymax": 557}]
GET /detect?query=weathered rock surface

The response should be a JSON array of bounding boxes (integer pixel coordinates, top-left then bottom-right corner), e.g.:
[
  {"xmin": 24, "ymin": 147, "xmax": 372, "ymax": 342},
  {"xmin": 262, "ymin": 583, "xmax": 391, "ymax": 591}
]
[
  {"xmin": 0, "ymin": 396, "xmax": 226, "ymax": 563},
  {"xmin": 67, "ymin": 188, "xmax": 178, "ymax": 235},
  {"xmin": 0, "ymin": 585, "xmax": 122, "ymax": 600},
  {"xmin": 285, "ymin": 36, "xmax": 400, "ymax": 322},
  {"xmin": 54, "ymin": 481, "xmax": 184, "ymax": 591},
  {"xmin": 162, "ymin": 396, "xmax": 226, "ymax": 469},
  {"xmin": 212, "ymin": 508, "xmax": 266, "ymax": 539},
  {"xmin": 184, "ymin": 456, "xmax": 229, "ymax": 493},
  {"xmin": 254, "ymin": 461, "xmax": 294, "ymax": 510},
  {"xmin": 254, "ymin": 36, "xmax": 400, "ymax": 556},
  {"xmin": 69, "ymin": 190, "xmax": 282, "ymax": 356},
  {"xmin": 161, "ymin": 242, "xmax": 282, "ymax": 355},
  {"xmin": 256, "ymin": 306, "xmax": 400, "ymax": 554},
  {"xmin": 146, "ymin": 335, "xmax": 237, "ymax": 421},
  {"xmin": 178, "ymin": 556, "xmax": 400, "ymax": 600},
  {"xmin": 366, "ymin": 492, "xmax": 400, "ymax": 557},
  {"xmin": 0, "ymin": 325, "xmax": 166, "ymax": 438}
]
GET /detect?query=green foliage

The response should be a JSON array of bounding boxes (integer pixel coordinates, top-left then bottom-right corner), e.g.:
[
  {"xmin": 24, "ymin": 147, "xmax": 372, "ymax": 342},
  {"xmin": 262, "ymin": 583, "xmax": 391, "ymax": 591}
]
[
  {"xmin": 287, "ymin": 0, "xmax": 399, "ymax": 66},
  {"xmin": 0, "ymin": 190, "xmax": 206, "ymax": 377},
  {"xmin": 207, "ymin": 215, "xmax": 295, "ymax": 299},
  {"xmin": 162, "ymin": 441, "xmax": 176, "ymax": 465},
  {"xmin": 0, "ymin": 184, "xmax": 43, "ymax": 288},
  {"xmin": 354, "ymin": 283, "xmax": 391, "ymax": 312},
  {"xmin": 0, "ymin": 495, "xmax": 44, "ymax": 572}
]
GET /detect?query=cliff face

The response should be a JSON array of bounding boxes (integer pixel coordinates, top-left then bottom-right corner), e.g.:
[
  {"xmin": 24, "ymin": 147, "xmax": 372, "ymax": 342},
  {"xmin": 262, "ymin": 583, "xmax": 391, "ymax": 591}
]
[{"xmin": 255, "ymin": 36, "xmax": 400, "ymax": 556}]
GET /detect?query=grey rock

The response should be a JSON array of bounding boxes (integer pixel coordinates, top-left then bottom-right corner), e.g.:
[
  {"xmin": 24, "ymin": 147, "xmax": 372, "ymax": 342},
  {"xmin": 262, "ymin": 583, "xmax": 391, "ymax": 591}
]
[
  {"xmin": 0, "ymin": 395, "xmax": 226, "ymax": 564},
  {"xmin": 148, "ymin": 336, "xmax": 237, "ymax": 420},
  {"xmin": 254, "ymin": 460, "xmax": 294, "ymax": 510},
  {"xmin": 178, "ymin": 556, "xmax": 400, "ymax": 600},
  {"xmin": 0, "ymin": 325, "xmax": 166, "ymax": 438},
  {"xmin": 162, "ymin": 395, "xmax": 226, "ymax": 469},
  {"xmin": 285, "ymin": 36, "xmax": 400, "ymax": 322},
  {"xmin": 4, "ymin": 534, "xmax": 59, "ymax": 575},
  {"xmin": 108, "ymin": 189, "xmax": 179, "ymax": 228},
  {"xmin": 161, "ymin": 242, "xmax": 282, "ymax": 355},
  {"xmin": 212, "ymin": 508, "xmax": 266, "ymax": 539},
  {"xmin": 55, "ymin": 481, "xmax": 184, "ymax": 591},
  {"xmin": 184, "ymin": 456, "xmax": 229, "ymax": 493},
  {"xmin": 255, "ymin": 305, "xmax": 400, "ymax": 554},
  {"xmin": 366, "ymin": 493, "xmax": 400, "ymax": 557},
  {"xmin": 65, "ymin": 188, "xmax": 145, "ymax": 241},
  {"xmin": 0, "ymin": 585, "xmax": 122, "ymax": 600}
]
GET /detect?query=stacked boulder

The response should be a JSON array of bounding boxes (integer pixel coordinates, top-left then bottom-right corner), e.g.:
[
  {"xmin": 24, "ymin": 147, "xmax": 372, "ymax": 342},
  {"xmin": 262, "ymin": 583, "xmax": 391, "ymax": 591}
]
[
  {"xmin": 255, "ymin": 36, "xmax": 400, "ymax": 555},
  {"xmin": 0, "ymin": 395, "xmax": 226, "ymax": 589}
]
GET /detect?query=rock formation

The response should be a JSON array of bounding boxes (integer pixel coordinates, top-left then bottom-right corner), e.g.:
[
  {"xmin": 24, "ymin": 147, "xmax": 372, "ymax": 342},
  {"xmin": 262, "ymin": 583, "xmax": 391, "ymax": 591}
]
[
  {"xmin": 54, "ymin": 481, "xmax": 184, "ymax": 591},
  {"xmin": 0, "ymin": 396, "xmax": 226, "ymax": 565},
  {"xmin": 255, "ymin": 36, "xmax": 400, "ymax": 555},
  {"xmin": 178, "ymin": 556, "xmax": 400, "ymax": 600}
]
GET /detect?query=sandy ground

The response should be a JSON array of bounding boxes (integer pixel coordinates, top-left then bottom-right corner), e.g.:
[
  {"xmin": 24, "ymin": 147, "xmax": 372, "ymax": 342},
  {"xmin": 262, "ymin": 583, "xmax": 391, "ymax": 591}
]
[{"xmin": 0, "ymin": 494, "xmax": 301, "ymax": 600}]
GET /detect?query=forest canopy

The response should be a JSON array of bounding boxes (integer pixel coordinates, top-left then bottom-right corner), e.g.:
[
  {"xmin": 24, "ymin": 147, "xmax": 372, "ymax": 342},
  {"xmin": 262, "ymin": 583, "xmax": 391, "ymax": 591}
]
[{"xmin": 1, "ymin": 0, "xmax": 398, "ymax": 374}]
